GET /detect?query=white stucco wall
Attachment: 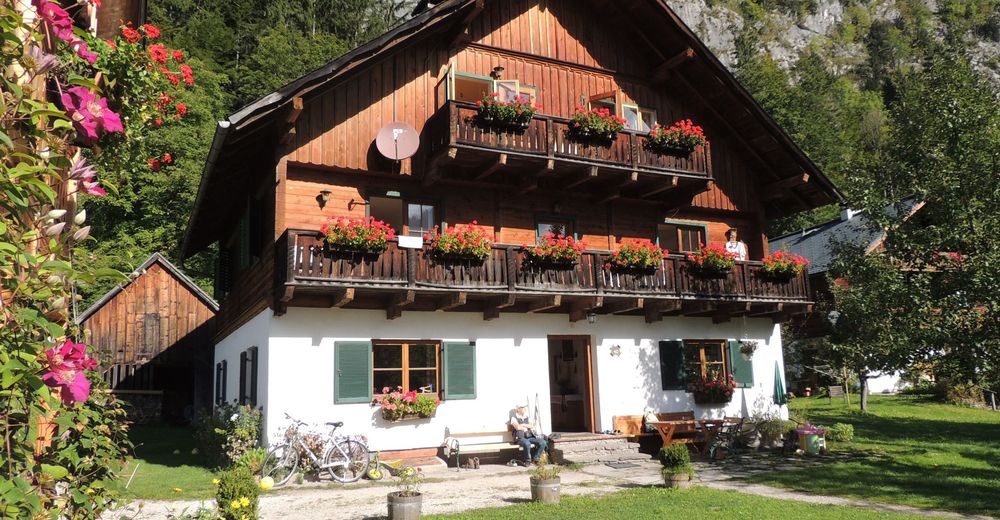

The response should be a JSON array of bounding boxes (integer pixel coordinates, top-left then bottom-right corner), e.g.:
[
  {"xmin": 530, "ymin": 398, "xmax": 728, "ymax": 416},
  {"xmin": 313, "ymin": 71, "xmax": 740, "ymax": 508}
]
[{"xmin": 215, "ymin": 307, "xmax": 789, "ymax": 451}]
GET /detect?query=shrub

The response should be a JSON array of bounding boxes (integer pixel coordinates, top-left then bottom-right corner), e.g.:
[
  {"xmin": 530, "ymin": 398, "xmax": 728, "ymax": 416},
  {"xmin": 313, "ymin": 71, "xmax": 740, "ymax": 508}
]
[
  {"xmin": 530, "ymin": 453, "xmax": 562, "ymax": 481},
  {"xmin": 658, "ymin": 443, "xmax": 692, "ymax": 476},
  {"xmin": 393, "ymin": 466, "xmax": 424, "ymax": 497},
  {"xmin": 945, "ymin": 382, "xmax": 985, "ymax": 407},
  {"xmin": 216, "ymin": 466, "xmax": 260, "ymax": 520},
  {"xmin": 752, "ymin": 412, "xmax": 790, "ymax": 447},
  {"xmin": 235, "ymin": 447, "xmax": 268, "ymax": 474},
  {"xmin": 193, "ymin": 402, "xmax": 262, "ymax": 467},
  {"xmin": 826, "ymin": 423, "xmax": 855, "ymax": 442}
]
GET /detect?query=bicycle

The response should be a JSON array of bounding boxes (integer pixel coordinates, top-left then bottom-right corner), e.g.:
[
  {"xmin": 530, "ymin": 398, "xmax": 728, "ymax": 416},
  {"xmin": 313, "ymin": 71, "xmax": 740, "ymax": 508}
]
[
  {"xmin": 365, "ymin": 451, "xmax": 409, "ymax": 480},
  {"xmin": 261, "ymin": 414, "xmax": 369, "ymax": 487}
]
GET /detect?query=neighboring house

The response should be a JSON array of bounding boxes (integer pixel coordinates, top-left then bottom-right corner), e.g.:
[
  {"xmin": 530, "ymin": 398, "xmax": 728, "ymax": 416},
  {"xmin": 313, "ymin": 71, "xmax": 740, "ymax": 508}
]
[
  {"xmin": 79, "ymin": 254, "xmax": 217, "ymax": 422},
  {"xmin": 769, "ymin": 200, "xmax": 923, "ymax": 393},
  {"xmin": 181, "ymin": 0, "xmax": 842, "ymax": 453}
]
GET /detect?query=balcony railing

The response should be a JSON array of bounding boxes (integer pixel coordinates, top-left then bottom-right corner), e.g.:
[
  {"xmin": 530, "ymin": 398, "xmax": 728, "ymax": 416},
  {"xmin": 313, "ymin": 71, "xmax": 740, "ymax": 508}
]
[
  {"xmin": 425, "ymin": 101, "xmax": 712, "ymax": 179},
  {"xmin": 280, "ymin": 230, "xmax": 810, "ymax": 305}
]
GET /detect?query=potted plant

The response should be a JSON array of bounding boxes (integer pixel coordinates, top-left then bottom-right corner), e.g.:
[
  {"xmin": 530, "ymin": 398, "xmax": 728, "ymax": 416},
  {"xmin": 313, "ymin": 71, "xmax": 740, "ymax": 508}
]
[
  {"xmin": 373, "ymin": 387, "xmax": 440, "ymax": 422},
  {"xmin": 658, "ymin": 443, "xmax": 693, "ymax": 489},
  {"xmin": 568, "ymin": 105, "xmax": 626, "ymax": 142},
  {"xmin": 387, "ymin": 466, "xmax": 423, "ymax": 520},
  {"xmin": 524, "ymin": 233, "xmax": 585, "ymax": 268},
  {"xmin": 476, "ymin": 92, "xmax": 538, "ymax": 130},
  {"xmin": 751, "ymin": 413, "xmax": 788, "ymax": 450},
  {"xmin": 424, "ymin": 221, "xmax": 493, "ymax": 262},
  {"xmin": 686, "ymin": 243, "xmax": 737, "ymax": 278},
  {"xmin": 320, "ymin": 216, "xmax": 395, "ymax": 255},
  {"xmin": 739, "ymin": 340, "xmax": 759, "ymax": 359},
  {"xmin": 604, "ymin": 239, "xmax": 665, "ymax": 274},
  {"xmin": 528, "ymin": 453, "xmax": 561, "ymax": 504},
  {"xmin": 687, "ymin": 373, "xmax": 736, "ymax": 404},
  {"xmin": 761, "ymin": 250, "xmax": 809, "ymax": 281},
  {"xmin": 645, "ymin": 119, "xmax": 708, "ymax": 157}
]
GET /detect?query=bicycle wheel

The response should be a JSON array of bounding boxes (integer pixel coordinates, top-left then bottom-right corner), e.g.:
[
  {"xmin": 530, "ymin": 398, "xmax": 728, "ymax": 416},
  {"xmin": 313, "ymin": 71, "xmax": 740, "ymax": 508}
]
[
  {"xmin": 261, "ymin": 444, "xmax": 299, "ymax": 487},
  {"xmin": 322, "ymin": 439, "xmax": 369, "ymax": 483}
]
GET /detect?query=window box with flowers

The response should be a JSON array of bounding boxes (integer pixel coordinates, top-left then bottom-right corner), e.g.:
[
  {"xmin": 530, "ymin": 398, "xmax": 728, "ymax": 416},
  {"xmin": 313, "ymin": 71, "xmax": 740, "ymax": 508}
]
[
  {"xmin": 424, "ymin": 221, "xmax": 493, "ymax": 262},
  {"xmin": 568, "ymin": 106, "xmax": 626, "ymax": 143},
  {"xmin": 373, "ymin": 387, "xmax": 440, "ymax": 422},
  {"xmin": 605, "ymin": 239, "xmax": 665, "ymax": 274},
  {"xmin": 761, "ymin": 251, "xmax": 809, "ymax": 282},
  {"xmin": 320, "ymin": 216, "xmax": 396, "ymax": 256},
  {"xmin": 687, "ymin": 244, "xmax": 737, "ymax": 278},
  {"xmin": 524, "ymin": 234, "xmax": 585, "ymax": 269},
  {"xmin": 688, "ymin": 374, "xmax": 737, "ymax": 405},
  {"xmin": 645, "ymin": 119, "xmax": 708, "ymax": 157},
  {"xmin": 476, "ymin": 93, "xmax": 539, "ymax": 131}
]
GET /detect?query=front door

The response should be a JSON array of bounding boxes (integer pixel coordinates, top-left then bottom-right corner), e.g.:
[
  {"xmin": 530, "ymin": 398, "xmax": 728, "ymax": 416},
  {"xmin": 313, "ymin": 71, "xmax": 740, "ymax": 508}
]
[{"xmin": 547, "ymin": 336, "xmax": 595, "ymax": 433}]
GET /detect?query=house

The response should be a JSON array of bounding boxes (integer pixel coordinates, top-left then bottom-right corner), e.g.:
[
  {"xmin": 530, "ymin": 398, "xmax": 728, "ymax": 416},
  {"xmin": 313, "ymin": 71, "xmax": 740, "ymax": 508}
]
[
  {"xmin": 181, "ymin": 0, "xmax": 842, "ymax": 454},
  {"xmin": 79, "ymin": 254, "xmax": 217, "ymax": 422},
  {"xmin": 769, "ymin": 199, "xmax": 923, "ymax": 394}
]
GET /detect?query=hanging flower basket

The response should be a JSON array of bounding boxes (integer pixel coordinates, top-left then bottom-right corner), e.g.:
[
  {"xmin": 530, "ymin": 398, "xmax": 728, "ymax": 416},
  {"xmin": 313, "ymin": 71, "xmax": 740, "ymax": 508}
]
[
  {"xmin": 425, "ymin": 221, "xmax": 493, "ymax": 262},
  {"xmin": 645, "ymin": 119, "xmax": 708, "ymax": 157},
  {"xmin": 568, "ymin": 105, "xmax": 626, "ymax": 144},
  {"xmin": 687, "ymin": 244, "xmax": 737, "ymax": 278},
  {"xmin": 320, "ymin": 216, "xmax": 395, "ymax": 255},
  {"xmin": 524, "ymin": 234, "xmax": 584, "ymax": 269},
  {"xmin": 604, "ymin": 239, "xmax": 665, "ymax": 274},
  {"xmin": 761, "ymin": 251, "xmax": 809, "ymax": 282}
]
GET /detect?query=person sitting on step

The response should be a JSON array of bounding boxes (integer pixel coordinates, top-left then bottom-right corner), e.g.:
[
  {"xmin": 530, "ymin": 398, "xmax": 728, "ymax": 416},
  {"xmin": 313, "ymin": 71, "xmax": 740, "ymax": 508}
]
[{"xmin": 510, "ymin": 403, "xmax": 547, "ymax": 465}]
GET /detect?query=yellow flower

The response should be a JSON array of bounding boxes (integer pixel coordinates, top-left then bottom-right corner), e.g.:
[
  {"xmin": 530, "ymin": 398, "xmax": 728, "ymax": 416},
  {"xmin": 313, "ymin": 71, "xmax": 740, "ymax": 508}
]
[
  {"xmin": 172, "ymin": 488, "xmax": 183, "ymax": 493},
  {"xmin": 229, "ymin": 500, "xmax": 241, "ymax": 509},
  {"xmin": 212, "ymin": 478, "xmax": 220, "ymax": 486},
  {"xmin": 84, "ymin": 488, "xmax": 95, "ymax": 495},
  {"xmin": 239, "ymin": 497, "xmax": 250, "ymax": 507},
  {"xmin": 241, "ymin": 516, "xmax": 248, "ymax": 520}
]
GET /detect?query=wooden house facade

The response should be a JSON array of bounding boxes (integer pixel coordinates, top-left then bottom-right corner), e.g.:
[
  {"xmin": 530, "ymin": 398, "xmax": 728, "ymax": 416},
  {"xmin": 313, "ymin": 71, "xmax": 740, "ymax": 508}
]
[
  {"xmin": 183, "ymin": 0, "xmax": 841, "ymax": 453},
  {"xmin": 80, "ymin": 254, "xmax": 217, "ymax": 421}
]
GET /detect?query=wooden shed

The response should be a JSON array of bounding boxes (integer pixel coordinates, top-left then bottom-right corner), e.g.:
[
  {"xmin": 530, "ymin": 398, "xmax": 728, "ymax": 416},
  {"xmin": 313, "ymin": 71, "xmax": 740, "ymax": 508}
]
[{"xmin": 79, "ymin": 253, "xmax": 218, "ymax": 422}]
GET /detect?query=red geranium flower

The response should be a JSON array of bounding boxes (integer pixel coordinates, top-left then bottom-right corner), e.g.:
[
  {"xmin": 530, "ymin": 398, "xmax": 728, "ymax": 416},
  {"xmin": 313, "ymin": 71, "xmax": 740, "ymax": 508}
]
[
  {"xmin": 141, "ymin": 23, "xmax": 161, "ymax": 39},
  {"xmin": 148, "ymin": 43, "xmax": 168, "ymax": 64},
  {"xmin": 122, "ymin": 25, "xmax": 141, "ymax": 44}
]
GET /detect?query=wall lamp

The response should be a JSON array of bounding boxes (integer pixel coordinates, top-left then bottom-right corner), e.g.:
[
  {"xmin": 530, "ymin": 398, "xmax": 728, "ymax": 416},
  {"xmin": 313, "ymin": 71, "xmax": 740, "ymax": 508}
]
[
  {"xmin": 491, "ymin": 66, "xmax": 505, "ymax": 80},
  {"xmin": 609, "ymin": 344, "xmax": 622, "ymax": 357},
  {"xmin": 586, "ymin": 312, "xmax": 597, "ymax": 324},
  {"xmin": 347, "ymin": 198, "xmax": 370, "ymax": 211},
  {"xmin": 316, "ymin": 190, "xmax": 333, "ymax": 209}
]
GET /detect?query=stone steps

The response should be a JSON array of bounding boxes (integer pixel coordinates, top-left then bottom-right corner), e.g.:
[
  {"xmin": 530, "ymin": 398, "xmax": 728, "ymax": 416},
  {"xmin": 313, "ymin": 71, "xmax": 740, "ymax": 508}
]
[{"xmin": 549, "ymin": 434, "xmax": 650, "ymax": 464}]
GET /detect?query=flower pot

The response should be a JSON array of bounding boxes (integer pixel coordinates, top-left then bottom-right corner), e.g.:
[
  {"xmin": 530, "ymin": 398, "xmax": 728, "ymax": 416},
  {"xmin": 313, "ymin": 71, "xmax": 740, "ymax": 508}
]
[
  {"xmin": 387, "ymin": 491, "xmax": 422, "ymax": 520},
  {"xmin": 761, "ymin": 271, "xmax": 797, "ymax": 283},
  {"xmin": 530, "ymin": 477, "xmax": 560, "ymax": 504},
  {"xmin": 323, "ymin": 242, "xmax": 385, "ymax": 260},
  {"xmin": 383, "ymin": 411, "xmax": 435, "ymax": 423},
  {"xmin": 662, "ymin": 471, "xmax": 691, "ymax": 489},
  {"xmin": 692, "ymin": 393, "xmax": 731, "ymax": 405},
  {"xmin": 691, "ymin": 268, "xmax": 731, "ymax": 279},
  {"xmin": 609, "ymin": 264, "xmax": 658, "ymax": 276},
  {"xmin": 526, "ymin": 258, "xmax": 579, "ymax": 271},
  {"xmin": 647, "ymin": 142, "xmax": 695, "ymax": 158}
]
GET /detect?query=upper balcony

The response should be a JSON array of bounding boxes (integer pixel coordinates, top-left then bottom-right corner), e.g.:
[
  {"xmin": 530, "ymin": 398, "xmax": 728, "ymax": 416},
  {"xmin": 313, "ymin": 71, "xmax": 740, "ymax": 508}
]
[
  {"xmin": 275, "ymin": 230, "xmax": 812, "ymax": 323},
  {"xmin": 422, "ymin": 101, "xmax": 713, "ymax": 204}
]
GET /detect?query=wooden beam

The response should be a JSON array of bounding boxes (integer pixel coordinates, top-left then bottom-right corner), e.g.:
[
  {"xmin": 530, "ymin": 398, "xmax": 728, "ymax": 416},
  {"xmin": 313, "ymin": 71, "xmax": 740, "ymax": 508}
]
[
  {"xmin": 652, "ymin": 48, "xmax": 695, "ymax": 82},
  {"xmin": 450, "ymin": 0, "xmax": 485, "ymax": 48},
  {"xmin": 484, "ymin": 293, "xmax": 516, "ymax": 321},
  {"xmin": 713, "ymin": 302, "xmax": 751, "ymax": 323},
  {"xmin": 279, "ymin": 286, "xmax": 295, "ymax": 303},
  {"xmin": 631, "ymin": 176, "xmax": 678, "ymax": 199},
  {"xmin": 328, "ymin": 288, "xmax": 355, "ymax": 308},
  {"xmin": 475, "ymin": 153, "xmax": 507, "ymax": 180},
  {"xmin": 568, "ymin": 297, "xmax": 603, "ymax": 322},
  {"xmin": 763, "ymin": 173, "xmax": 809, "ymax": 193},
  {"xmin": 518, "ymin": 159, "xmax": 554, "ymax": 195},
  {"xmin": 387, "ymin": 290, "xmax": 415, "ymax": 320},
  {"xmin": 564, "ymin": 166, "xmax": 598, "ymax": 189},
  {"xmin": 424, "ymin": 147, "xmax": 458, "ymax": 187},
  {"xmin": 286, "ymin": 97, "xmax": 304, "ymax": 124},
  {"xmin": 750, "ymin": 303, "xmax": 783, "ymax": 317},
  {"xmin": 526, "ymin": 295, "xmax": 561, "ymax": 313},
  {"xmin": 593, "ymin": 190, "xmax": 620, "ymax": 205},
  {"xmin": 279, "ymin": 126, "xmax": 297, "ymax": 145},
  {"xmin": 603, "ymin": 298, "xmax": 644, "ymax": 315},
  {"xmin": 681, "ymin": 300, "xmax": 715, "ymax": 316},
  {"xmin": 644, "ymin": 300, "xmax": 681, "ymax": 323},
  {"xmin": 436, "ymin": 292, "xmax": 467, "ymax": 311}
]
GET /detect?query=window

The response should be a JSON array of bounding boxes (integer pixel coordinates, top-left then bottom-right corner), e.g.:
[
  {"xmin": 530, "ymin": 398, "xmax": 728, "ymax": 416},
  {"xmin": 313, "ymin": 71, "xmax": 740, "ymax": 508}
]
[
  {"xmin": 536, "ymin": 216, "xmax": 574, "ymax": 239},
  {"xmin": 370, "ymin": 196, "xmax": 437, "ymax": 237},
  {"xmin": 215, "ymin": 360, "xmax": 227, "ymax": 405},
  {"xmin": 373, "ymin": 341, "xmax": 440, "ymax": 395},
  {"xmin": 684, "ymin": 340, "xmax": 729, "ymax": 381},
  {"xmin": 588, "ymin": 91, "xmax": 617, "ymax": 115},
  {"xmin": 658, "ymin": 221, "xmax": 707, "ymax": 252},
  {"xmin": 239, "ymin": 347, "xmax": 258, "ymax": 406},
  {"xmin": 453, "ymin": 72, "xmax": 493, "ymax": 103}
]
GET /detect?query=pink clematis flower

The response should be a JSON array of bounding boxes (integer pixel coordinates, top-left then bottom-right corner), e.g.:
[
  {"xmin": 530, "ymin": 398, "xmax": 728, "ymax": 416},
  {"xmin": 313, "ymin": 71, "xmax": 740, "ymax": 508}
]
[
  {"xmin": 34, "ymin": 0, "xmax": 74, "ymax": 42},
  {"xmin": 68, "ymin": 155, "xmax": 107, "ymax": 196},
  {"xmin": 42, "ymin": 339, "xmax": 97, "ymax": 405},
  {"xmin": 60, "ymin": 87, "xmax": 124, "ymax": 143}
]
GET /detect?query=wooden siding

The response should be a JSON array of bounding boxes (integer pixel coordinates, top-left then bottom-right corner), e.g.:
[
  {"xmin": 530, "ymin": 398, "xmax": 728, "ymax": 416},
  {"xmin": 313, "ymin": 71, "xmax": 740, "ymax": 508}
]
[{"xmin": 83, "ymin": 262, "xmax": 215, "ymax": 366}]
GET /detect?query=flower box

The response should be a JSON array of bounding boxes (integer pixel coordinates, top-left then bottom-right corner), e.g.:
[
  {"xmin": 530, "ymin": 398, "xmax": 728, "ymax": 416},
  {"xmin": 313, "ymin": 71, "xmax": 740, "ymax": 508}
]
[
  {"xmin": 475, "ymin": 93, "xmax": 538, "ymax": 132},
  {"xmin": 687, "ymin": 244, "xmax": 737, "ymax": 278},
  {"xmin": 688, "ymin": 374, "xmax": 736, "ymax": 405},
  {"xmin": 605, "ymin": 239, "xmax": 665, "ymax": 273},
  {"xmin": 761, "ymin": 251, "xmax": 809, "ymax": 283},
  {"xmin": 692, "ymin": 393, "xmax": 732, "ymax": 405},
  {"xmin": 568, "ymin": 105, "xmax": 626, "ymax": 143},
  {"xmin": 425, "ymin": 221, "xmax": 493, "ymax": 261},
  {"xmin": 524, "ymin": 234, "xmax": 584, "ymax": 268},
  {"xmin": 646, "ymin": 119, "xmax": 707, "ymax": 157},
  {"xmin": 374, "ymin": 387, "xmax": 440, "ymax": 423},
  {"xmin": 320, "ymin": 216, "xmax": 395, "ymax": 254},
  {"xmin": 384, "ymin": 411, "xmax": 436, "ymax": 423}
]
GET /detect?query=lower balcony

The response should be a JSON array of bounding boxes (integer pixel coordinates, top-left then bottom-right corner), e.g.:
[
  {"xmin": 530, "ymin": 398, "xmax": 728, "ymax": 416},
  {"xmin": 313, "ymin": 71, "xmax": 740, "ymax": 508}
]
[{"xmin": 276, "ymin": 230, "xmax": 812, "ymax": 322}]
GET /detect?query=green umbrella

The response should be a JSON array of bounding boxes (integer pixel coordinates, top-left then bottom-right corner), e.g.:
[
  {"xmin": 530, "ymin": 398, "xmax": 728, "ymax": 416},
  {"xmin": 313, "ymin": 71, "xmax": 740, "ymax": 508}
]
[{"xmin": 773, "ymin": 361, "xmax": 788, "ymax": 406}]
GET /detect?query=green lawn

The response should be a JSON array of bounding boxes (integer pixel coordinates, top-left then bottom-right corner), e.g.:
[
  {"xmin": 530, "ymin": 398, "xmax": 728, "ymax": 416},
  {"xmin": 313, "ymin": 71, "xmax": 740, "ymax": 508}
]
[
  {"xmin": 749, "ymin": 394, "xmax": 1000, "ymax": 516},
  {"xmin": 427, "ymin": 486, "xmax": 929, "ymax": 519},
  {"xmin": 122, "ymin": 425, "xmax": 219, "ymax": 500}
]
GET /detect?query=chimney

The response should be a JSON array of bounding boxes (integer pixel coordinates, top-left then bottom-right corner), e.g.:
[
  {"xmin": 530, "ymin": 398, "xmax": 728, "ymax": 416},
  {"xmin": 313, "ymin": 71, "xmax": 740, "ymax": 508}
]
[{"xmin": 840, "ymin": 207, "xmax": 860, "ymax": 221}]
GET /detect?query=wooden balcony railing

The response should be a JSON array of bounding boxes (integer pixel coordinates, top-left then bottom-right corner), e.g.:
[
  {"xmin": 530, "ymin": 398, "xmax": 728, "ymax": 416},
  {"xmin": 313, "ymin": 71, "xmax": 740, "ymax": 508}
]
[
  {"xmin": 426, "ymin": 101, "xmax": 712, "ymax": 179},
  {"xmin": 280, "ymin": 230, "xmax": 810, "ymax": 305}
]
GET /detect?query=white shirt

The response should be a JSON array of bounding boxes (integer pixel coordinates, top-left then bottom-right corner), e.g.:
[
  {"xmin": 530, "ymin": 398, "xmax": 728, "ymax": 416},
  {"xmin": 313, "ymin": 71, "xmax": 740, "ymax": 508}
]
[{"xmin": 725, "ymin": 240, "xmax": 747, "ymax": 261}]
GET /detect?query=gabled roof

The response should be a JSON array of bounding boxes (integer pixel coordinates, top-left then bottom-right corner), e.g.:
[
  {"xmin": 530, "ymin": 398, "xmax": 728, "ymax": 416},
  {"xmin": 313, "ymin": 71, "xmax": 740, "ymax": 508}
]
[
  {"xmin": 182, "ymin": 0, "xmax": 844, "ymax": 258},
  {"xmin": 77, "ymin": 253, "xmax": 219, "ymax": 323},
  {"xmin": 769, "ymin": 198, "xmax": 923, "ymax": 274}
]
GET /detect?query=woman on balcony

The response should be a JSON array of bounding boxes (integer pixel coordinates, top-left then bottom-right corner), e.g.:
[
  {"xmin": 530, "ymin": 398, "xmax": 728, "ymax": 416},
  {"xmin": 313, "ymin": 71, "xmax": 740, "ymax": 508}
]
[{"xmin": 725, "ymin": 228, "xmax": 748, "ymax": 261}]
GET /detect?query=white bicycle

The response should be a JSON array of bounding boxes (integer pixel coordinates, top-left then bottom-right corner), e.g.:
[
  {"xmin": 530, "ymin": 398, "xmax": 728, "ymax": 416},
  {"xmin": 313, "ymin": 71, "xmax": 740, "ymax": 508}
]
[{"xmin": 261, "ymin": 414, "xmax": 369, "ymax": 486}]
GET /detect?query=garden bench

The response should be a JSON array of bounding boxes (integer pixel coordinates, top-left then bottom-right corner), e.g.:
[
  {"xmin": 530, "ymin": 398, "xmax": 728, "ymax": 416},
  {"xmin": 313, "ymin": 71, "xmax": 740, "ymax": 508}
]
[
  {"xmin": 442, "ymin": 429, "xmax": 519, "ymax": 470},
  {"xmin": 828, "ymin": 385, "xmax": 847, "ymax": 404}
]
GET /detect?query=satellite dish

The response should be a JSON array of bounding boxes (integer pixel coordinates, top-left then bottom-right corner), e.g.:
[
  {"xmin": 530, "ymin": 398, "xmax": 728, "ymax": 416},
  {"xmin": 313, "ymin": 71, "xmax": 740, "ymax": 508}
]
[{"xmin": 376, "ymin": 122, "xmax": 419, "ymax": 161}]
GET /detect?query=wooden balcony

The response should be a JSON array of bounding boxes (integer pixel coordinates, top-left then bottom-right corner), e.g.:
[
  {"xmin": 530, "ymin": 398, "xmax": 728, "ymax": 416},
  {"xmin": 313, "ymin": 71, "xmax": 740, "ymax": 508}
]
[
  {"xmin": 276, "ymin": 230, "xmax": 812, "ymax": 323},
  {"xmin": 423, "ymin": 101, "xmax": 712, "ymax": 204}
]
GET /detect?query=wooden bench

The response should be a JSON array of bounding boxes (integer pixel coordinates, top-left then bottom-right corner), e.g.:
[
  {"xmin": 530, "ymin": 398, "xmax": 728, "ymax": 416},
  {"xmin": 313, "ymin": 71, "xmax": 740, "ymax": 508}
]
[
  {"xmin": 442, "ymin": 430, "xmax": 519, "ymax": 469},
  {"xmin": 614, "ymin": 411, "xmax": 699, "ymax": 444},
  {"xmin": 828, "ymin": 385, "xmax": 846, "ymax": 404}
]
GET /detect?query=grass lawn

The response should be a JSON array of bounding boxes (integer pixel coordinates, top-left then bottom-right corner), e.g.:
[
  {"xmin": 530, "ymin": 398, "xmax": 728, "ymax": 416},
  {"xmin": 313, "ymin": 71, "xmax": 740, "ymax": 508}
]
[
  {"xmin": 121, "ymin": 425, "xmax": 219, "ymax": 500},
  {"xmin": 748, "ymin": 394, "xmax": 1000, "ymax": 516},
  {"xmin": 427, "ymin": 486, "xmax": 929, "ymax": 519}
]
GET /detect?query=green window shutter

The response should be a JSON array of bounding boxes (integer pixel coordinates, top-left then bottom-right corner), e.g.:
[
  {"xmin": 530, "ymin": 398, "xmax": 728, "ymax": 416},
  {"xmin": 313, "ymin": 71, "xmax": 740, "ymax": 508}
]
[
  {"xmin": 443, "ymin": 341, "xmax": 476, "ymax": 400},
  {"xmin": 729, "ymin": 340, "xmax": 754, "ymax": 388},
  {"xmin": 658, "ymin": 340, "xmax": 685, "ymax": 390},
  {"xmin": 334, "ymin": 341, "xmax": 372, "ymax": 404}
]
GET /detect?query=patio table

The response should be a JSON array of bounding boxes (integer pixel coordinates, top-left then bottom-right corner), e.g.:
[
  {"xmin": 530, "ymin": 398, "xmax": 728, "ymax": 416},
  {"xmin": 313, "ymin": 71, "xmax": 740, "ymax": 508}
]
[{"xmin": 645, "ymin": 419, "xmax": 699, "ymax": 446}]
